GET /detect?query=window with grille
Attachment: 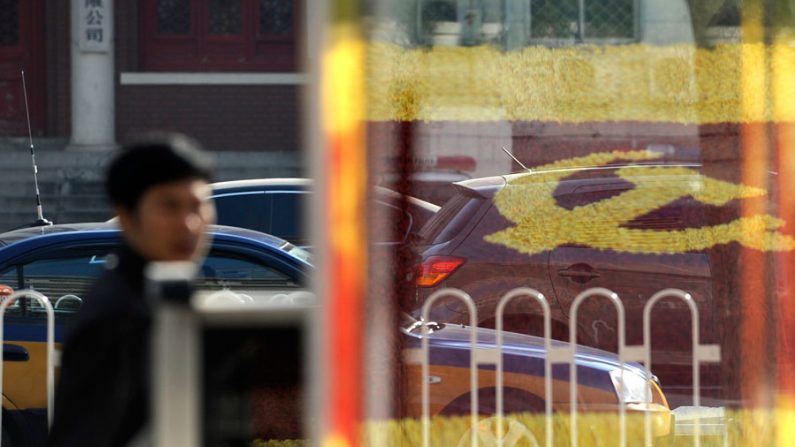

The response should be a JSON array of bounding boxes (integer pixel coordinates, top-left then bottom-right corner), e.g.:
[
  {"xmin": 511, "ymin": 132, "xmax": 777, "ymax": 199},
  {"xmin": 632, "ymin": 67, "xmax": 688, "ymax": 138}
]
[
  {"xmin": 417, "ymin": 0, "xmax": 506, "ymax": 47},
  {"xmin": 530, "ymin": 0, "xmax": 637, "ymax": 44},
  {"xmin": 704, "ymin": 0, "xmax": 741, "ymax": 44},
  {"xmin": 0, "ymin": 0, "xmax": 19, "ymax": 47},
  {"xmin": 141, "ymin": 0, "xmax": 297, "ymax": 72}
]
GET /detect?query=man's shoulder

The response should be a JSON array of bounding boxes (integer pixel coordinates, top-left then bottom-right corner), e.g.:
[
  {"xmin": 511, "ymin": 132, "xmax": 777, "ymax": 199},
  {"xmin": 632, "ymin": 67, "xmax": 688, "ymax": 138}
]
[{"xmin": 78, "ymin": 268, "xmax": 144, "ymax": 323}]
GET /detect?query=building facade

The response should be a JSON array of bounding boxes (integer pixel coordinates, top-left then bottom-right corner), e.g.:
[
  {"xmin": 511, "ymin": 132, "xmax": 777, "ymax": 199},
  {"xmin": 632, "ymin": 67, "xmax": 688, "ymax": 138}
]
[
  {"xmin": 0, "ymin": 0, "xmax": 305, "ymax": 230},
  {"xmin": 0, "ymin": 0, "xmax": 304, "ymax": 153}
]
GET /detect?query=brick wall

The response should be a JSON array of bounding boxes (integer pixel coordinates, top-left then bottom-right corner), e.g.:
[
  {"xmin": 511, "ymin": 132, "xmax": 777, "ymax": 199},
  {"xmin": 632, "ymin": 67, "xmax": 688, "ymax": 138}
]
[
  {"xmin": 38, "ymin": 0, "xmax": 302, "ymax": 153},
  {"xmin": 117, "ymin": 85, "xmax": 300, "ymax": 152},
  {"xmin": 113, "ymin": 0, "xmax": 301, "ymax": 152}
]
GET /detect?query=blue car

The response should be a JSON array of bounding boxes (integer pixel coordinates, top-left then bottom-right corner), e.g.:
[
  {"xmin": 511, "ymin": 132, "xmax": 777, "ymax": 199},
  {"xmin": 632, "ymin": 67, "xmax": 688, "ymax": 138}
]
[
  {"xmin": 0, "ymin": 223, "xmax": 671, "ymax": 445},
  {"xmin": 0, "ymin": 222, "xmax": 310, "ymax": 446}
]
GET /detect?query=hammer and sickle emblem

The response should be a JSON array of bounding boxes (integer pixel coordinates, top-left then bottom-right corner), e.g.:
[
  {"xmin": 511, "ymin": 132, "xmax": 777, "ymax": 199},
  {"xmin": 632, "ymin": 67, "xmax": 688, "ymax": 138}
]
[{"xmin": 485, "ymin": 150, "xmax": 795, "ymax": 255}]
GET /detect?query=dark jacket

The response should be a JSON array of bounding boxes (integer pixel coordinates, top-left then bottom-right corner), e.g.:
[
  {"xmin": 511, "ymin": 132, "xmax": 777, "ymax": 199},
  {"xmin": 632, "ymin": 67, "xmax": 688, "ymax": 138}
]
[{"xmin": 47, "ymin": 244, "xmax": 151, "ymax": 447}]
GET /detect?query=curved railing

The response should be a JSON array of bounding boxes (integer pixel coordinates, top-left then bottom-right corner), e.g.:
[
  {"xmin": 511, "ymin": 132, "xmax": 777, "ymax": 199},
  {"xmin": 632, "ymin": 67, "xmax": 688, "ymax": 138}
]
[
  {"xmin": 416, "ymin": 286, "xmax": 722, "ymax": 447},
  {"xmin": 0, "ymin": 289, "xmax": 56, "ymax": 447}
]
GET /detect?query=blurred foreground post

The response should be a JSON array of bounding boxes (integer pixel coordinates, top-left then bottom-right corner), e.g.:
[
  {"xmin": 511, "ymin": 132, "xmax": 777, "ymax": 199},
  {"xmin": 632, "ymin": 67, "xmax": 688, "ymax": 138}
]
[
  {"xmin": 773, "ymin": 5, "xmax": 795, "ymax": 446},
  {"xmin": 315, "ymin": 1, "xmax": 368, "ymax": 447},
  {"xmin": 739, "ymin": 0, "xmax": 774, "ymax": 410},
  {"xmin": 148, "ymin": 262, "xmax": 200, "ymax": 447}
]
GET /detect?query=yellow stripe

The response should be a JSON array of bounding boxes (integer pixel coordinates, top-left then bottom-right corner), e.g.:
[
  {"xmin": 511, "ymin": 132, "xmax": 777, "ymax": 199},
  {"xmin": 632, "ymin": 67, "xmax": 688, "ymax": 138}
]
[
  {"xmin": 3, "ymin": 341, "xmax": 60, "ymax": 410},
  {"xmin": 366, "ymin": 42, "xmax": 795, "ymax": 124},
  {"xmin": 324, "ymin": 26, "xmax": 366, "ymax": 134}
]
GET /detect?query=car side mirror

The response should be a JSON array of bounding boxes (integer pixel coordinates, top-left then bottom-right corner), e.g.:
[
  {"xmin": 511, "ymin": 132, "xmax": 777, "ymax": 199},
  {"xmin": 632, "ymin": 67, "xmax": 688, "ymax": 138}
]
[{"xmin": 3, "ymin": 344, "xmax": 29, "ymax": 362}]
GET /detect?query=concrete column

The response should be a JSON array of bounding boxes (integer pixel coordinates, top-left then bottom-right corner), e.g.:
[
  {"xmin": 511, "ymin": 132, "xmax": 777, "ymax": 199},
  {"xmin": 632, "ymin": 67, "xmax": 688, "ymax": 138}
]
[
  {"xmin": 640, "ymin": 0, "xmax": 695, "ymax": 45},
  {"xmin": 68, "ymin": 0, "xmax": 117, "ymax": 151},
  {"xmin": 505, "ymin": 0, "xmax": 529, "ymax": 51}
]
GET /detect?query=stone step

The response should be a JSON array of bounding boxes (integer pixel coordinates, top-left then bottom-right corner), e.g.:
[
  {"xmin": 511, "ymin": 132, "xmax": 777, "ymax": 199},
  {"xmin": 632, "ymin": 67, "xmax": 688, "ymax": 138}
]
[
  {"xmin": 0, "ymin": 176, "xmax": 303, "ymax": 194},
  {"xmin": 0, "ymin": 182, "xmax": 105, "ymax": 197},
  {"xmin": 0, "ymin": 170, "xmax": 302, "ymax": 182},
  {"xmin": 0, "ymin": 211, "xmax": 112, "ymax": 232},
  {"xmin": 0, "ymin": 147, "xmax": 301, "ymax": 169},
  {"xmin": 0, "ymin": 173, "xmax": 100, "ymax": 185},
  {"xmin": 48, "ymin": 212, "xmax": 112, "ymax": 224},
  {"xmin": 0, "ymin": 141, "xmax": 302, "ymax": 231},
  {"xmin": 0, "ymin": 195, "xmax": 107, "ymax": 209}
]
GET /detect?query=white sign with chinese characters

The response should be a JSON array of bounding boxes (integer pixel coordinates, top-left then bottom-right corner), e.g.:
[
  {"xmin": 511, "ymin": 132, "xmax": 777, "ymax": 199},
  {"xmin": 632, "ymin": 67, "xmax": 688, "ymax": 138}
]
[{"xmin": 78, "ymin": 0, "xmax": 109, "ymax": 53}]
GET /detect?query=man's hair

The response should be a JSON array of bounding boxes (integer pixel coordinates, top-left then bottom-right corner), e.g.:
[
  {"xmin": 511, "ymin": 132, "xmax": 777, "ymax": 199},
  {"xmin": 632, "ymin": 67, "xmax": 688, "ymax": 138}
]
[{"xmin": 106, "ymin": 132, "xmax": 214, "ymax": 211}]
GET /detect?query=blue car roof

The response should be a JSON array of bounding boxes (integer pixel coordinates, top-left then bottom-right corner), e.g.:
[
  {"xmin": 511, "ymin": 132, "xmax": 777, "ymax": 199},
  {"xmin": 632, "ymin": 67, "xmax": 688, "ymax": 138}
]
[
  {"xmin": 0, "ymin": 222, "xmax": 309, "ymax": 267},
  {"xmin": 0, "ymin": 222, "xmax": 115, "ymax": 248}
]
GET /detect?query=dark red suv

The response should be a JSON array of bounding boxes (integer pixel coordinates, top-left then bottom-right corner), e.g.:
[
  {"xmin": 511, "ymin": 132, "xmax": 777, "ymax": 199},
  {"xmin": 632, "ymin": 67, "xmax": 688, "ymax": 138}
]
[{"xmin": 410, "ymin": 150, "xmax": 795, "ymax": 406}]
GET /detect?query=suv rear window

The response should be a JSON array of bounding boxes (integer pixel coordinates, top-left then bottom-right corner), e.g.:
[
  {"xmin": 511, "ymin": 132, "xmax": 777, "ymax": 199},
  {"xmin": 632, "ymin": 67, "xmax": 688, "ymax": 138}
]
[{"xmin": 418, "ymin": 192, "xmax": 483, "ymax": 245}]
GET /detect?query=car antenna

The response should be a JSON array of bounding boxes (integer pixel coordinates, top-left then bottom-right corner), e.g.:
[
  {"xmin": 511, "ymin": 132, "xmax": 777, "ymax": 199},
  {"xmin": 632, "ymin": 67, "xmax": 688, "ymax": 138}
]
[
  {"xmin": 21, "ymin": 69, "xmax": 52, "ymax": 228},
  {"xmin": 500, "ymin": 146, "xmax": 532, "ymax": 172}
]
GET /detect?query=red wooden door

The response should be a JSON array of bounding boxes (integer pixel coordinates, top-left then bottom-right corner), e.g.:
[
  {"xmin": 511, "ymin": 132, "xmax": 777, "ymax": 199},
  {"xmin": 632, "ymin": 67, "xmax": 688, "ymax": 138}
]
[
  {"xmin": 0, "ymin": 0, "xmax": 44, "ymax": 136},
  {"xmin": 140, "ymin": 0, "xmax": 297, "ymax": 71}
]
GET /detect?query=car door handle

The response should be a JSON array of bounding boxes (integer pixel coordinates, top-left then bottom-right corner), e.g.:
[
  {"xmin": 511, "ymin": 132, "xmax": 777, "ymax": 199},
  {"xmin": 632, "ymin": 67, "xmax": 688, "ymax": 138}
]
[
  {"xmin": 3, "ymin": 343, "xmax": 29, "ymax": 362},
  {"xmin": 558, "ymin": 264, "xmax": 600, "ymax": 283}
]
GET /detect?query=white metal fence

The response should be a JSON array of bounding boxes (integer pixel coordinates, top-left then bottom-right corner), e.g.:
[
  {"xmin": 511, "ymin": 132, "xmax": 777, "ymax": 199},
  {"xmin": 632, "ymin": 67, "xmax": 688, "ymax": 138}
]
[
  {"xmin": 0, "ymin": 286, "xmax": 723, "ymax": 446},
  {"xmin": 0, "ymin": 289, "xmax": 56, "ymax": 447},
  {"xmin": 418, "ymin": 286, "xmax": 722, "ymax": 447}
]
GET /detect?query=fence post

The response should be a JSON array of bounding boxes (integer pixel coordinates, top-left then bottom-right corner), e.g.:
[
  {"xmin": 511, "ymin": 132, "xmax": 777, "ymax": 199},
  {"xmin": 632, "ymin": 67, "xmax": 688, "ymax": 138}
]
[
  {"xmin": 569, "ymin": 288, "xmax": 626, "ymax": 447},
  {"xmin": 494, "ymin": 287, "xmax": 552, "ymax": 447},
  {"xmin": 421, "ymin": 288, "xmax": 478, "ymax": 447},
  {"xmin": 0, "ymin": 289, "xmax": 56, "ymax": 446},
  {"xmin": 641, "ymin": 288, "xmax": 721, "ymax": 447}
]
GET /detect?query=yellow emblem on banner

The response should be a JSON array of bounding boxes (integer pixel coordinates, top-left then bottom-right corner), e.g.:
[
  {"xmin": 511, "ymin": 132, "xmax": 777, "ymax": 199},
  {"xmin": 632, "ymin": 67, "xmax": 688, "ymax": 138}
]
[{"xmin": 485, "ymin": 150, "xmax": 795, "ymax": 255}]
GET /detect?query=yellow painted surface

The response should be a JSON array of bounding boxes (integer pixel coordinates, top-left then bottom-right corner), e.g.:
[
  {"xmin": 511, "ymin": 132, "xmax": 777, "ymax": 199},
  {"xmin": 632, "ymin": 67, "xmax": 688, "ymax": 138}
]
[
  {"xmin": 366, "ymin": 42, "xmax": 795, "ymax": 124},
  {"xmin": 324, "ymin": 27, "xmax": 366, "ymax": 134},
  {"xmin": 403, "ymin": 363, "xmax": 670, "ymax": 438},
  {"xmin": 322, "ymin": 434, "xmax": 351, "ymax": 447},
  {"xmin": 3, "ymin": 341, "xmax": 60, "ymax": 410},
  {"xmin": 484, "ymin": 150, "xmax": 795, "ymax": 255},
  {"xmin": 259, "ymin": 408, "xmax": 794, "ymax": 446},
  {"xmin": 325, "ymin": 29, "xmax": 368, "ymax": 256},
  {"xmin": 778, "ymin": 395, "xmax": 795, "ymax": 447},
  {"xmin": 362, "ymin": 412, "xmax": 669, "ymax": 447},
  {"xmin": 406, "ymin": 364, "xmax": 619, "ymax": 415}
]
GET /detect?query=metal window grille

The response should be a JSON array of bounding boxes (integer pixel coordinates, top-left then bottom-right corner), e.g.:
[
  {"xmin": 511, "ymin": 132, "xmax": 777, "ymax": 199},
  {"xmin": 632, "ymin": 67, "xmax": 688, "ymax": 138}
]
[
  {"xmin": 208, "ymin": 0, "xmax": 242, "ymax": 35},
  {"xmin": 415, "ymin": 0, "xmax": 507, "ymax": 47},
  {"xmin": 530, "ymin": 0, "xmax": 638, "ymax": 45},
  {"xmin": 156, "ymin": 0, "xmax": 191, "ymax": 35},
  {"xmin": 260, "ymin": 0, "xmax": 294, "ymax": 36},
  {"xmin": 0, "ymin": 0, "xmax": 19, "ymax": 47}
]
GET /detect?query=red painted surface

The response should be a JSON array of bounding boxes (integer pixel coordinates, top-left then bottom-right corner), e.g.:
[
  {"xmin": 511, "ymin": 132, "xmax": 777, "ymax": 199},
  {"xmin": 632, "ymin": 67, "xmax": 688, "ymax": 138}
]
[
  {"xmin": 138, "ymin": 0, "xmax": 297, "ymax": 72},
  {"xmin": 327, "ymin": 129, "xmax": 366, "ymax": 446},
  {"xmin": 777, "ymin": 122, "xmax": 795, "ymax": 398},
  {"xmin": 740, "ymin": 121, "xmax": 772, "ymax": 406},
  {"xmin": 0, "ymin": 0, "xmax": 44, "ymax": 136}
]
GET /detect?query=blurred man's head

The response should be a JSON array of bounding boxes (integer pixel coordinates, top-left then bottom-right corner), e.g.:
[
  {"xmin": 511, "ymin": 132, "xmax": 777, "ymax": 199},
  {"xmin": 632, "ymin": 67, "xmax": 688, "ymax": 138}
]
[{"xmin": 106, "ymin": 132, "xmax": 216, "ymax": 262}]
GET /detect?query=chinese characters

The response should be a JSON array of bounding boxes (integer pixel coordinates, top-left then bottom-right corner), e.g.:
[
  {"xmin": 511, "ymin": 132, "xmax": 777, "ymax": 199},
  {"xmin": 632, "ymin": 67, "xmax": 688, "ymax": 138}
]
[{"xmin": 79, "ymin": 0, "xmax": 109, "ymax": 52}]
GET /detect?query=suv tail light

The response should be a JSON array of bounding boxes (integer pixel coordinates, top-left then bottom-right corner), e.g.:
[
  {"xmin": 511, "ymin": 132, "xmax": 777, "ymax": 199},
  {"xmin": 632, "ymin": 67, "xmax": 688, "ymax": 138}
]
[{"xmin": 415, "ymin": 256, "xmax": 465, "ymax": 287}]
